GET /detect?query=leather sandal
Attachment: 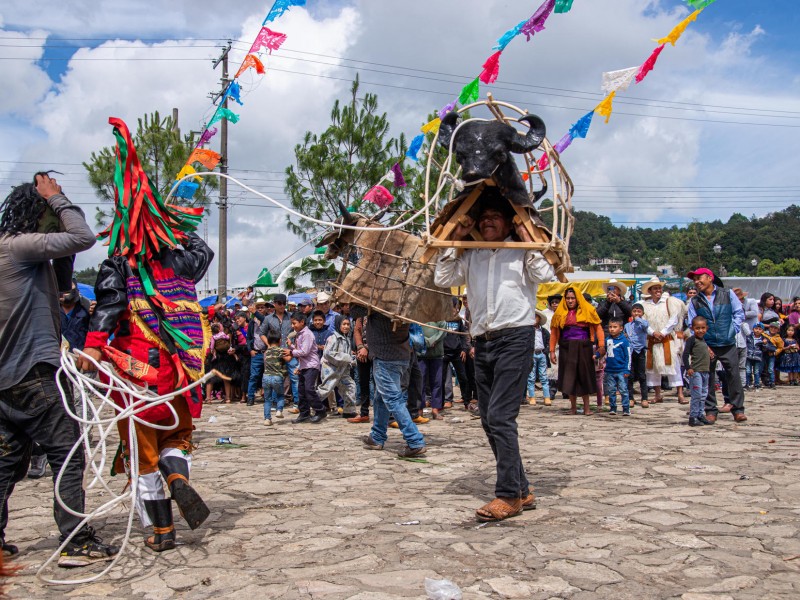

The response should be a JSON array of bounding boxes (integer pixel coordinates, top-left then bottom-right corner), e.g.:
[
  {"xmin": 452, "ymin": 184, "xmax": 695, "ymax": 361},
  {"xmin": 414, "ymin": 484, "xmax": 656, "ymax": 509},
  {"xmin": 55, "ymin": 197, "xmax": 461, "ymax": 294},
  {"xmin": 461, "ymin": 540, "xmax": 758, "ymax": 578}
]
[
  {"xmin": 475, "ymin": 497, "xmax": 523, "ymax": 522},
  {"xmin": 521, "ymin": 493, "xmax": 536, "ymax": 511}
]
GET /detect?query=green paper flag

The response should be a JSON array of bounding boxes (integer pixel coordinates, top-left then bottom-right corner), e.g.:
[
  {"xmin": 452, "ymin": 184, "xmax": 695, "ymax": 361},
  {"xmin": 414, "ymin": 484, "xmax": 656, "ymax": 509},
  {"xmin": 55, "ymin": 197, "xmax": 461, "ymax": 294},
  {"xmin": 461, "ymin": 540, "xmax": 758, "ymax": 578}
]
[
  {"xmin": 554, "ymin": 0, "xmax": 575, "ymax": 13},
  {"xmin": 458, "ymin": 77, "xmax": 480, "ymax": 105},
  {"xmin": 686, "ymin": 0, "xmax": 717, "ymax": 8},
  {"xmin": 209, "ymin": 108, "xmax": 240, "ymax": 127}
]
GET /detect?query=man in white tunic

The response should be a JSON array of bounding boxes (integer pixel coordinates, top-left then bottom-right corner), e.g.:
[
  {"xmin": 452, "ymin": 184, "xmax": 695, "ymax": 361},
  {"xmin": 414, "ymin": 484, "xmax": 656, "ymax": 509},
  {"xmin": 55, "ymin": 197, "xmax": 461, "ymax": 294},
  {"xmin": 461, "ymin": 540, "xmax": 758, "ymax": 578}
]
[{"xmin": 641, "ymin": 278, "xmax": 687, "ymax": 403}]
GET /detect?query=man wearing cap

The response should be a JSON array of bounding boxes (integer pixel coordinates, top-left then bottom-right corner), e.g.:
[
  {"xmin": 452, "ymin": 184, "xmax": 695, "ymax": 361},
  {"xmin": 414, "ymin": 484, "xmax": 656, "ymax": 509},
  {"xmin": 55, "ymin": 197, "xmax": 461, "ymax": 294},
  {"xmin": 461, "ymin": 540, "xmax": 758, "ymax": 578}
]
[
  {"xmin": 435, "ymin": 190, "xmax": 554, "ymax": 522},
  {"xmin": 687, "ymin": 268, "xmax": 747, "ymax": 422},
  {"xmin": 641, "ymin": 277, "xmax": 687, "ymax": 404},
  {"xmin": 596, "ymin": 280, "xmax": 632, "ymax": 334},
  {"xmin": 298, "ymin": 298, "xmax": 314, "ymax": 324},
  {"xmin": 316, "ymin": 292, "xmax": 339, "ymax": 333}
]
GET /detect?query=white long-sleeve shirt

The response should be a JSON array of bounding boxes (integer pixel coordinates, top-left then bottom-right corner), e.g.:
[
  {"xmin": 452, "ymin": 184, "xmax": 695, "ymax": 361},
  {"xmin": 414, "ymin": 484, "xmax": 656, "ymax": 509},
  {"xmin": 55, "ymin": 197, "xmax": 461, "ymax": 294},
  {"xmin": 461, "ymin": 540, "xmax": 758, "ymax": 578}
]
[{"xmin": 434, "ymin": 244, "xmax": 554, "ymax": 337}]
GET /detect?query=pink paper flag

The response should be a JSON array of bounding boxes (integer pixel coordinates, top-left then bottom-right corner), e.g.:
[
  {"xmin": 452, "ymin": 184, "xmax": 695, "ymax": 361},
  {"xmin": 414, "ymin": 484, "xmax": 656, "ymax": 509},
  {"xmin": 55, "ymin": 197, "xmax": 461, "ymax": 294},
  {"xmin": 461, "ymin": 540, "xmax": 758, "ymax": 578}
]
[
  {"xmin": 636, "ymin": 44, "xmax": 666, "ymax": 84},
  {"xmin": 363, "ymin": 185, "xmax": 395, "ymax": 208},
  {"xmin": 479, "ymin": 51, "xmax": 502, "ymax": 84},
  {"xmin": 250, "ymin": 26, "xmax": 287, "ymax": 54},
  {"xmin": 537, "ymin": 154, "xmax": 549, "ymax": 170}
]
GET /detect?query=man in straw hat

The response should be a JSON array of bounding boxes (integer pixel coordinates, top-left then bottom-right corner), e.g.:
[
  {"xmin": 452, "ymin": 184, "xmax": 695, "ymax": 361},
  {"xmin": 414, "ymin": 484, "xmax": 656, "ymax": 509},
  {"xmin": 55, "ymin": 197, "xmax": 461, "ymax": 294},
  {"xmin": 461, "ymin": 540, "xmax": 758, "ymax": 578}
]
[
  {"xmin": 434, "ymin": 189, "xmax": 554, "ymax": 522},
  {"xmin": 641, "ymin": 277, "xmax": 687, "ymax": 404},
  {"xmin": 687, "ymin": 268, "xmax": 747, "ymax": 422}
]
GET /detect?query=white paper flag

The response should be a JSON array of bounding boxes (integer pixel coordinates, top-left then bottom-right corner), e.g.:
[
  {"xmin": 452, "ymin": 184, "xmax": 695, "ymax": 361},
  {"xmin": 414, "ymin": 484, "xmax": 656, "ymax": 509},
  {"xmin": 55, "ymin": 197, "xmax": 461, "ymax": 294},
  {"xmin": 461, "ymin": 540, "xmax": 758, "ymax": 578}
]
[{"xmin": 601, "ymin": 67, "xmax": 639, "ymax": 94}]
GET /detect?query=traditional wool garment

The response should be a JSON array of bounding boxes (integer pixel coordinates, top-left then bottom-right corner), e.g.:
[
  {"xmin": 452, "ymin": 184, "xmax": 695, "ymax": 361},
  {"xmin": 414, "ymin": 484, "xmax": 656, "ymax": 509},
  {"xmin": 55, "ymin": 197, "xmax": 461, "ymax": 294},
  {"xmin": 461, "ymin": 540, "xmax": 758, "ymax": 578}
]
[{"xmin": 643, "ymin": 294, "xmax": 686, "ymax": 387}]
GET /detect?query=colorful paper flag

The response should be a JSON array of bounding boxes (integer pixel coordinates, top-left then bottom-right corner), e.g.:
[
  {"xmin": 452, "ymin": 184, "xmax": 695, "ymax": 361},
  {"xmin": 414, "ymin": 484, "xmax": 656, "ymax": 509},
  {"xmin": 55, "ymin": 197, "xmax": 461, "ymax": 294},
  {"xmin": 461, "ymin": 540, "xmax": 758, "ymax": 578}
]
[
  {"xmin": 406, "ymin": 134, "xmax": 425, "ymax": 161},
  {"xmin": 173, "ymin": 181, "xmax": 199, "ymax": 199},
  {"xmin": 686, "ymin": 0, "xmax": 717, "ymax": 9},
  {"xmin": 363, "ymin": 185, "xmax": 395, "ymax": 208},
  {"xmin": 235, "ymin": 54, "xmax": 265, "ymax": 79},
  {"xmin": 479, "ymin": 51, "xmax": 502, "ymax": 84},
  {"xmin": 208, "ymin": 108, "xmax": 240, "ymax": 127},
  {"xmin": 225, "ymin": 81, "xmax": 243, "ymax": 106},
  {"xmin": 250, "ymin": 26, "xmax": 287, "ymax": 54},
  {"xmin": 494, "ymin": 19, "xmax": 526, "ymax": 51},
  {"xmin": 537, "ymin": 154, "xmax": 550, "ymax": 170},
  {"xmin": 264, "ymin": 0, "xmax": 306, "ymax": 24},
  {"xmin": 391, "ymin": 162, "xmax": 406, "ymax": 188},
  {"xmin": 635, "ymin": 44, "xmax": 666, "ymax": 83},
  {"xmin": 594, "ymin": 91, "xmax": 616, "ymax": 124},
  {"xmin": 197, "ymin": 127, "xmax": 217, "ymax": 146},
  {"xmin": 176, "ymin": 164, "xmax": 201, "ymax": 183},
  {"xmin": 520, "ymin": 0, "xmax": 556, "ymax": 41},
  {"xmin": 601, "ymin": 66, "xmax": 638, "ymax": 94},
  {"xmin": 188, "ymin": 148, "xmax": 222, "ymax": 170},
  {"xmin": 421, "ymin": 118, "xmax": 441, "ymax": 135},
  {"xmin": 656, "ymin": 9, "xmax": 702, "ymax": 46},
  {"xmin": 458, "ymin": 77, "xmax": 480, "ymax": 105},
  {"xmin": 569, "ymin": 111, "xmax": 594, "ymax": 139},
  {"xmin": 554, "ymin": 0, "xmax": 575, "ymax": 13},
  {"xmin": 438, "ymin": 100, "xmax": 457, "ymax": 120},
  {"xmin": 553, "ymin": 132, "xmax": 573, "ymax": 154}
]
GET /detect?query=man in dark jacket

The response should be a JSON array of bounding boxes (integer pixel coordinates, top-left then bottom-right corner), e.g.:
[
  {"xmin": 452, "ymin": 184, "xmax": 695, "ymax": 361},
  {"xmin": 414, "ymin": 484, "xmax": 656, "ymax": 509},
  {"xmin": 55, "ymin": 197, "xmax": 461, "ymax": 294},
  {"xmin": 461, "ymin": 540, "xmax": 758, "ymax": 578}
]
[
  {"xmin": 442, "ymin": 298, "xmax": 472, "ymax": 409},
  {"xmin": 596, "ymin": 279, "xmax": 633, "ymax": 334},
  {"xmin": 60, "ymin": 280, "xmax": 90, "ymax": 352}
]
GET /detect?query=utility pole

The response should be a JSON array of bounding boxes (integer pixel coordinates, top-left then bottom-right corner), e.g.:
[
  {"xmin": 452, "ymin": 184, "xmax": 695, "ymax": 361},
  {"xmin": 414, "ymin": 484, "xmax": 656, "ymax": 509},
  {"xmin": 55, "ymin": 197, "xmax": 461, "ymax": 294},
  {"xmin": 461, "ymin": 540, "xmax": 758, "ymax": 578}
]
[{"xmin": 212, "ymin": 41, "xmax": 231, "ymax": 301}]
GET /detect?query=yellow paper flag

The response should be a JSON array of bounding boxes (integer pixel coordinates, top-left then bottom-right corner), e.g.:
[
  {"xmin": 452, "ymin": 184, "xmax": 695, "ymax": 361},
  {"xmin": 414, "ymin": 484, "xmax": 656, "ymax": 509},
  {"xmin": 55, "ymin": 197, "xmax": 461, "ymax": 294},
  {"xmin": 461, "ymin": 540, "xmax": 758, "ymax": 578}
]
[
  {"xmin": 176, "ymin": 164, "xmax": 201, "ymax": 182},
  {"xmin": 421, "ymin": 118, "xmax": 441, "ymax": 135},
  {"xmin": 656, "ymin": 9, "xmax": 702, "ymax": 46},
  {"xmin": 594, "ymin": 91, "xmax": 616, "ymax": 124}
]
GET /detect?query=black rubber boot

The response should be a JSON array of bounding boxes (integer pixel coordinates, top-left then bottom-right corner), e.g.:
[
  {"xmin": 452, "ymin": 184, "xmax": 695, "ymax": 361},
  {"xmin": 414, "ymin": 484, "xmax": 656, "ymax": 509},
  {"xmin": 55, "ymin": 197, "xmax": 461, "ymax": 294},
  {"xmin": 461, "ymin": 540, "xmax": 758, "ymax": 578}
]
[
  {"xmin": 143, "ymin": 499, "xmax": 176, "ymax": 552},
  {"xmin": 159, "ymin": 456, "xmax": 210, "ymax": 530}
]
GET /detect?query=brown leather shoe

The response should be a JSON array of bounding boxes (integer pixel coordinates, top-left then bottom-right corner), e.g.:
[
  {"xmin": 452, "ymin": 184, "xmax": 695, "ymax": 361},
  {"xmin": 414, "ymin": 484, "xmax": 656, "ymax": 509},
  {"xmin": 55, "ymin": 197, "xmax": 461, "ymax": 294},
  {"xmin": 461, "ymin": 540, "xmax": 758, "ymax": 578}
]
[
  {"xmin": 347, "ymin": 415, "xmax": 370, "ymax": 423},
  {"xmin": 720, "ymin": 403, "xmax": 734, "ymax": 413},
  {"xmin": 734, "ymin": 413, "xmax": 748, "ymax": 422},
  {"xmin": 705, "ymin": 413, "xmax": 717, "ymax": 424}
]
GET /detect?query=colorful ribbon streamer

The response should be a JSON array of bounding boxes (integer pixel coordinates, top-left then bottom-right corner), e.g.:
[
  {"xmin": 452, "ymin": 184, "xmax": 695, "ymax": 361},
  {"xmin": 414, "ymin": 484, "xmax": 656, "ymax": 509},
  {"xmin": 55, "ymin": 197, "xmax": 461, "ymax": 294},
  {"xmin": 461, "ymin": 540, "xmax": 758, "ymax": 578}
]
[
  {"xmin": 406, "ymin": 134, "xmax": 425, "ymax": 161},
  {"xmin": 636, "ymin": 44, "xmax": 666, "ymax": 83},
  {"xmin": 594, "ymin": 91, "xmax": 616, "ymax": 124},
  {"xmin": 520, "ymin": 0, "xmax": 556, "ymax": 41},
  {"xmin": 235, "ymin": 53, "xmax": 265, "ymax": 78},
  {"xmin": 656, "ymin": 9, "xmax": 702, "ymax": 46},
  {"xmin": 479, "ymin": 51, "xmax": 502, "ymax": 84},
  {"xmin": 249, "ymin": 26, "xmax": 287, "ymax": 54},
  {"xmin": 209, "ymin": 108, "xmax": 240, "ymax": 127},
  {"xmin": 264, "ymin": 0, "xmax": 306, "ymax": 24},
  {"xmin": 458, "ymin": 77, "xmax": 480, "ymax": 105},
  {"xmin": 391, "ymin": 162, "xmax": 406, "ymax": 188},
  {"xmin": 188, "ymin": 148, "xmax": 222, "ymax": 171},
  {"xmin": 421, "ymin": 118, "xmax": 442, "ymax": 135},
  {"xmin": 554, "ymin": 0, "xmax": 575, "ymax": 12}
]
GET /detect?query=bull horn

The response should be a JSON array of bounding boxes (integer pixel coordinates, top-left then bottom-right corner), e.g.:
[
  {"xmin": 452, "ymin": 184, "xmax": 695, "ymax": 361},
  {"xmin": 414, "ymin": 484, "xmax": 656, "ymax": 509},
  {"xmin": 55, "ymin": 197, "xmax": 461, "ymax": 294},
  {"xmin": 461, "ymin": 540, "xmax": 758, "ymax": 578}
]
[
  {"xmin": 511, "ymin": 114, "xmax": 546, "ymax": 153},
  {"xmin": 437, "ymin": 111, "xmax": 460, "ymax": 150},
  {"xmin": 373, "ymin": 208, "xmax": 389, "ymax": 222},
  {"xmin": 338, "ymin": 201, "xmax": 356, "ymax": 225},
  {"xmin": 531, "ymin": 177, "xmax": 548, "ymax": 203}
]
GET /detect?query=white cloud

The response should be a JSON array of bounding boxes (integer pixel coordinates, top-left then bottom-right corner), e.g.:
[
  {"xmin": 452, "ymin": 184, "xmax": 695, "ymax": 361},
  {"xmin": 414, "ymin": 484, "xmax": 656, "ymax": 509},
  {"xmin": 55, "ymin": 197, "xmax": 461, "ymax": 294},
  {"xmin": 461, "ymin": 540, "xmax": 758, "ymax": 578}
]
[{"xmin": 1, "ymin": 0, "xmax": 798, "ymax": 290}]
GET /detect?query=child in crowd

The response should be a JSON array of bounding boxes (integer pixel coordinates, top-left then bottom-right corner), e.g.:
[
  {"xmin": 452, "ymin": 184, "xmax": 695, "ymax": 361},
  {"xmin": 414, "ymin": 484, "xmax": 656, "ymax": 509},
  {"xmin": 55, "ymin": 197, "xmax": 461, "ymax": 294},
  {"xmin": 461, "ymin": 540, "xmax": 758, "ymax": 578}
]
[
  {"xmin": 205, "ymin": 323, "xmax": 235, "ymax": 403},
  {"xmin": 527, "ymin": 310, "xmax": 551, "ymax": 406},
  {"xmin": 309, "ymin": 310, "xmax": 332, "ymax": 358},
  {"xmin": 761, "ymin": 322, "xmax": 784, "ymax": 389},
  {"xmin": 625, "ymin": 303, "xmax": 649, "ymax": 408},
  {"xmin": 779, "ymin": 325, "xmax": 800, "ymax": 386},
  {"xmin": 745, "ymin": 323, "xmax": 765, "ymax": 390},
  {"xmin": 261, "ymin": 331, "xmax": 287, "ymax": 425},
  {"xmin": 442, "ymin": 299, "xmax": 472, "ymax": 409},
  {"xmin": 604, "ymin": 318, "xmax": 631, "ymax": 416},
  {"xmin": 284, "ymin": 311, "xmax": 327, "ymax": 422},
  {"xmin": 682, "ymin": 316, "xmax": 712, "ymax": 427},
  {"xmin": 317, "ymin": 316, "xmax": 358, "ymax": 417}
]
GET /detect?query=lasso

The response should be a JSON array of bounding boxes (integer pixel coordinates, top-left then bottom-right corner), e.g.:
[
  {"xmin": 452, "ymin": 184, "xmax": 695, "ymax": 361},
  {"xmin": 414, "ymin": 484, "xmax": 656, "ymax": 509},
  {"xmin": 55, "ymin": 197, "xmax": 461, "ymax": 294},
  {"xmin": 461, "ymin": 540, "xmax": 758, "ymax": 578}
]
[{"xmin": 36, "ymin": 348, "xmax": 212, "ymax": 585}]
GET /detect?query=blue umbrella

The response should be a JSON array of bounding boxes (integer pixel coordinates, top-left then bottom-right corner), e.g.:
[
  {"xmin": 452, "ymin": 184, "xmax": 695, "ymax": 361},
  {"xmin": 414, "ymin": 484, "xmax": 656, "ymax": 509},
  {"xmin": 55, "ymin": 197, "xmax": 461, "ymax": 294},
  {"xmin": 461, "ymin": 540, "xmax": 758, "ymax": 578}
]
[{"xmin": 77, "ymin": 283, "xmax": 96, "ymax": 301}]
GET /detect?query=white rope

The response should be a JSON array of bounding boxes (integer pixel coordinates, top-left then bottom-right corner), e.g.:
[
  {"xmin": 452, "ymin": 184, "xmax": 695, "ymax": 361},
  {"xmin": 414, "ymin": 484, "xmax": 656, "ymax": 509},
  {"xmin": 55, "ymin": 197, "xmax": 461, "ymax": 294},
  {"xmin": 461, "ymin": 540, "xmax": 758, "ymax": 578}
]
[{"xmin": 36, "ymin": 348, "xmax": 212, "ymax": 585}]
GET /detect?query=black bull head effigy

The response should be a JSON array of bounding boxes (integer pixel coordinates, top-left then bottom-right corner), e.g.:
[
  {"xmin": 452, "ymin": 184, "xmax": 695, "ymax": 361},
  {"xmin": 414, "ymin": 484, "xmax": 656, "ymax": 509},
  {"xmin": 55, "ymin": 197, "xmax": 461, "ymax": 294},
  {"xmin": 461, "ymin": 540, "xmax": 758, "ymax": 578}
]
[
  {"xmin": 317, "ymin": 202, "xmax": 452, "ymax": 324},
  {"xmin": 438, "ymin": 111, "xmax": 547, "ymax": 207}
]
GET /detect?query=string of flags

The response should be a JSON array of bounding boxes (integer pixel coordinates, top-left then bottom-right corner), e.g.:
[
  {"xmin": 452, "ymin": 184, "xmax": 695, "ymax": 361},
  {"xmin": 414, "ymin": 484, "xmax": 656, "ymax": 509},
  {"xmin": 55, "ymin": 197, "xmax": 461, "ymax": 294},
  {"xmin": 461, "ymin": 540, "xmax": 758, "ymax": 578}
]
[
  {"xmin": 537, "ymin": 0, "xmax": 719, "ymax": 170},
  {"xmin": 172, "ymin": 0, "xmax": 305, "ymax": 199},
  {"xmin": 363, "ymin": 0, "xmax": 577, "ymax": 209}
]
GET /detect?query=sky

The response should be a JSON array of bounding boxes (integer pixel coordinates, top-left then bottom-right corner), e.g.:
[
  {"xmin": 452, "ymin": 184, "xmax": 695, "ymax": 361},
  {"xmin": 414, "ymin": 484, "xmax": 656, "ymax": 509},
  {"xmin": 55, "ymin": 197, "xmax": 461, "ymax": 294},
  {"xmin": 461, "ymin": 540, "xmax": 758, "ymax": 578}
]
[{"xmin": 0, "ymin": 0, "xmax": 798, "ymax": 292}]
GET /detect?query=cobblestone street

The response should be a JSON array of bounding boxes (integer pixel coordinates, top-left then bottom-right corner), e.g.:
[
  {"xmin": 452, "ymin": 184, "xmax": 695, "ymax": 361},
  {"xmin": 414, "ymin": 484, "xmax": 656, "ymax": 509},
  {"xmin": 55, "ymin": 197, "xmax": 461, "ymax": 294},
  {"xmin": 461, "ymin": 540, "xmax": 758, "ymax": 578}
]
[{"xmin": 6, "ymin": 385, "xmax": 800, "ymax": 599}]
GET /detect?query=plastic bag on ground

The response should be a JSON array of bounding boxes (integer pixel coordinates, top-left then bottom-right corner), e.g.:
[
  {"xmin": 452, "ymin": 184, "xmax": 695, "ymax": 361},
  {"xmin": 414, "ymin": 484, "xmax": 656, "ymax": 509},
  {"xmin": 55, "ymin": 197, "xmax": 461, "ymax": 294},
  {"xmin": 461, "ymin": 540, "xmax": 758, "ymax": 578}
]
[{"xmin": 425, "ymin": 577, "xmax": 462, "ymax": 600}]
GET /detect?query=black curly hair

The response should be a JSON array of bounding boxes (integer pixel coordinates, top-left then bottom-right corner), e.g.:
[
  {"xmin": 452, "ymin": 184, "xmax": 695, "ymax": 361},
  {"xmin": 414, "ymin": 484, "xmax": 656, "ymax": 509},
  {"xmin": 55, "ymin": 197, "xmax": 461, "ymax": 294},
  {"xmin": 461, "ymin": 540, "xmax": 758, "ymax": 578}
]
[{"xmin": 0, "ymin": 182, "xmax": 48, "ymax": 236}]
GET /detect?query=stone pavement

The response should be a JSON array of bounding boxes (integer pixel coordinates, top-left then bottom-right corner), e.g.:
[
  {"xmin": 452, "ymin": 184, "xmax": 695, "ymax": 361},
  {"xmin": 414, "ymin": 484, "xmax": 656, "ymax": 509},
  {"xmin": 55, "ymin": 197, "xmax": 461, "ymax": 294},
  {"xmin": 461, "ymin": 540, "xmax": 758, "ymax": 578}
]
[{"xmin": 5, "ymin": 385, "xmax": 800, "ymax": 599}]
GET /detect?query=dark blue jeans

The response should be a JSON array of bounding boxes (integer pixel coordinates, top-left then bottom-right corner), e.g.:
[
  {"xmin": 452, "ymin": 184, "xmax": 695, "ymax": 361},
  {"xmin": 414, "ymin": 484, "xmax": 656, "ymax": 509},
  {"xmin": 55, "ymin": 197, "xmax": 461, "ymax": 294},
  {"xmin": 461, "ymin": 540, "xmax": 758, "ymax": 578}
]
[
  {"xmin": 474, "ymin": 327, "xmax": 534, "ymax": 498},
  {"xmin": 247, "ymin": 351, "xmax": 265, "ymax": 400},
  {"xmin": 0, "ymin": 363, "xmax": 89, "ymax": 543}
]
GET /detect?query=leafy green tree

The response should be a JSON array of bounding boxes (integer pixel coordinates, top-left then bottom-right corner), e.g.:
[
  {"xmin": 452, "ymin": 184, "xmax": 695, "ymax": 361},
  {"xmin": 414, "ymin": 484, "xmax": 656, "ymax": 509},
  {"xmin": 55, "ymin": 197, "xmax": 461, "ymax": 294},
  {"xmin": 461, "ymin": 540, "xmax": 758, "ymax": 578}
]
[
  {"xmin": 757, "ymin": 259, "xmax": 783, "ymax": 276},
  {"xmin": 780, "ymin": 257, "xmax": 800, "ymax": 276},
  {"xmin": 279, "ymin": 255, "xmax": 338, "ymax": 294},
  {"xmin": 666, "ymin": 223, "xmax": 722, "ymax": 277},
  {"xmin": 74, "ymin": 266, "xmax": 99, "ymax": 285},
  {"xmin": 284, "ymin": 76, "xmax": 409, "ymax": 241},
  {"xmin": 83, "ymin": 111, "xmax": 217, "ymax": 226}
]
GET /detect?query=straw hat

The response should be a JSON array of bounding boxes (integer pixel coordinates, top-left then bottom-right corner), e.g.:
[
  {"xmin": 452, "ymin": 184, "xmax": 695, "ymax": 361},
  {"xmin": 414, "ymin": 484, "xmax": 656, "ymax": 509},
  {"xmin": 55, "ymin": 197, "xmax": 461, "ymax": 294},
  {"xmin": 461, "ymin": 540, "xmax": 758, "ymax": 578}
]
[
  {"xmin": 601, "ymin": 279, "xmax": 628, "ymax": 297},
  {"xmin": 535, "ymin": 309, "xmax": 548, "ymax": 324},
  {"xmin": 640, "ymin": 277, "xmax": 666, "ymax": 295}
]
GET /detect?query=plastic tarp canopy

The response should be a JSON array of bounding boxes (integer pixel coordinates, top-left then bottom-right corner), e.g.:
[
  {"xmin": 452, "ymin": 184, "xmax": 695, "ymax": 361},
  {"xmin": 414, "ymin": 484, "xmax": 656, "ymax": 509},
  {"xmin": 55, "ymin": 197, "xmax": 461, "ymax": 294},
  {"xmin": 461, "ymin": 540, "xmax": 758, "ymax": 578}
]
[
  {"xmin": 535, "ymin": 280, "xmax": 636, "ymax": 309},
  {"xmin": 199, "ymin": 295, "xmax": 233, "ymax": 308},
  {"xmin": 287, "ymin": 292, "xmax": 313, "ymax": 305},
  {"xmin": 77, "ymin": 283, "xmax": 96, "ymax": 301}
]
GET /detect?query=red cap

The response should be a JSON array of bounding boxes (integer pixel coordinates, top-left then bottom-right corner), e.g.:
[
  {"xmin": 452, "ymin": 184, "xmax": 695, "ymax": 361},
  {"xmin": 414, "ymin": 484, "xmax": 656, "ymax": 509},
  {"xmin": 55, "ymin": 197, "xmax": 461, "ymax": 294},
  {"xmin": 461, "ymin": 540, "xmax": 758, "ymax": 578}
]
[{"xmin": 687, "ymin": 267, "xmax": 714, "ymax": 279}]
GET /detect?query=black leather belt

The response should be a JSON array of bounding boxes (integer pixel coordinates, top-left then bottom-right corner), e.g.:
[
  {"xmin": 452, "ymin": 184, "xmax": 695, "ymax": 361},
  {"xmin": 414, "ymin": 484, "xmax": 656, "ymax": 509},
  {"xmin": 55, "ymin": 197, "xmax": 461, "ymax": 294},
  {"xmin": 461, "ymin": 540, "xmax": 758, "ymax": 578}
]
[
  {"xmin": 474, "ymin": 326, "xmax": 532, "ymax": 343},
  {"xmin": 534, "ymin": 350, "xmax": 544, "ymax": 355}
]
